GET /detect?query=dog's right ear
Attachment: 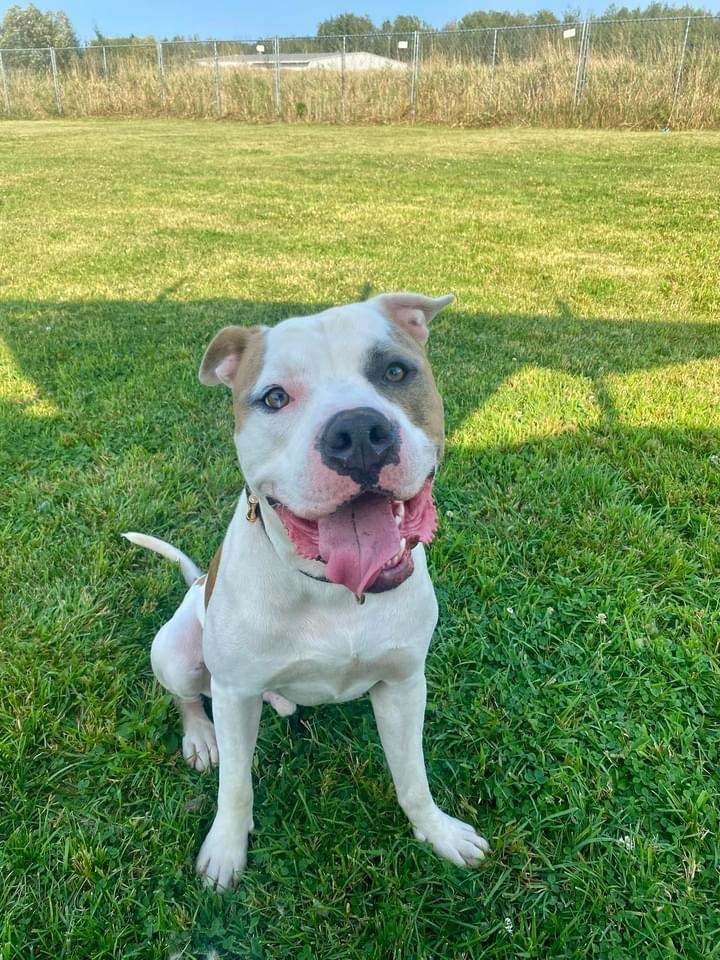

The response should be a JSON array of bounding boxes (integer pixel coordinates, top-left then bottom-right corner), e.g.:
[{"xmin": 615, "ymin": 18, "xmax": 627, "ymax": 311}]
[{"xmin": 199, "ymin": 326, "xmax": 265, "ymax": 387}]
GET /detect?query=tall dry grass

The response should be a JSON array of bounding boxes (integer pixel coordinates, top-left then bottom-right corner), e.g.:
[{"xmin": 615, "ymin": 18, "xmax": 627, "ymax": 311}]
[{"xmin": 1, "ymin": 40, "xmax": 719, "ymax": 128}]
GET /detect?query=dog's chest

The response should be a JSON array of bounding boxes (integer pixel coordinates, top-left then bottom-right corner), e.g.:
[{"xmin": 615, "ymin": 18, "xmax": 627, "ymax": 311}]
[
  {"xmin": 206, "ymin": 582, "xmax": 435, "ymax": 706},
  {"xmin": 205, "ymin": 523, "xmax": 438, "ymax": 705},
  {"xmin": 264, "ymin": 637, "xmax": 421, "ymax": 706}
]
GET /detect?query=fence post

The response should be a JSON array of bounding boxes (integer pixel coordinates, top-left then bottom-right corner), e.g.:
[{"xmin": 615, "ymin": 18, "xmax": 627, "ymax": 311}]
[
  {"xmin": 341, "ymin": 34, "xmax": 346, "ymax": 123},
  {"xmin": 101, "ymin": 45, "xmax": 111, "ymax": 108},
  {"xmin": 49, "ymin": 47, "xmax": 62, "ymax": 114},
  {"xmin": 668, "ymin": 16, "xmax": 691, "ymax": 126},
  {"xmin": 584, "ymin": 20, "xmax": 592, "ymax": 101},
  {"xmin": 0, "ymin": 51, "xmax": 10, "ymax": 114},
  {"xmin": 156, "ymin": 41, "xmax": 165, "ymax": 109},
  {"xmin": 487, "ymin": 28, "xmax": 498, "ymax": 111},
  {"xmin": 573, "ymin": 19, "xmax": 590, "ymax": 112},
  {"xmin": 273, "ymin": 36, "xmax": 281, "ymax": 118},
  {"xmin": 213, "ymin": 41, "xmax": 222, "ymax": 115},
  {"xmin": 409, "ymin": 30, "xmax": 420, "ymax": 120},
  {"xmin": 573, "ymin": 20, "xmax": 584, "ymax": 110}
]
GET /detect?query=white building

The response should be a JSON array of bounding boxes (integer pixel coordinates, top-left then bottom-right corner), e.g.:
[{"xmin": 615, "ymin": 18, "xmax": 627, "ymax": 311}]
[{"xmin": 198, "ymin": 51, "xmax": 407, "ymax": 71}]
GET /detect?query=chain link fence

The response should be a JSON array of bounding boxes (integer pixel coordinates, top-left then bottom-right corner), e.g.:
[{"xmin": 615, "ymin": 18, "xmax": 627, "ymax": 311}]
[{"xmin": 1, "ymin": 16, "xmax": 718, "ymax": 127}]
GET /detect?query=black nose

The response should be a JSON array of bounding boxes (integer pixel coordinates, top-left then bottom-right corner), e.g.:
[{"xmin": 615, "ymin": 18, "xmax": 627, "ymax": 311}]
[{"xmin": 318, "ymin": 407, "xmax": 400, "ymax": 483}]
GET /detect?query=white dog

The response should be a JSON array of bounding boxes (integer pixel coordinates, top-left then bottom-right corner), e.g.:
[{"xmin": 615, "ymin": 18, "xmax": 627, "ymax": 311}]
[{"xmin": 126, "ymin": 292, "xmax": 489, "ymax": 889}]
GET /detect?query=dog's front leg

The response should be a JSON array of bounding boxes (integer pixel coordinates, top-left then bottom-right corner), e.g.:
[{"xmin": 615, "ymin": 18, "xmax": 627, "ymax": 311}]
[
  {"xmin": 370, "ymin": 674, "xmax": 490, "ymax": 868},
  {"xmin": 196, "ymin": 681, "xmax": 263, "ymax": 891}
]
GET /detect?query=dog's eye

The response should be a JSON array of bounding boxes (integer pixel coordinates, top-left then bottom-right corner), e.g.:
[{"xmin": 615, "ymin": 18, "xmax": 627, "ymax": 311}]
[
  {"xmin": 262, "ymin": 387, "xmax": 290, "ymax": 410},
  {"xmin": 384, "ymin": 363, "xmax": 407, "ymax": 383}
]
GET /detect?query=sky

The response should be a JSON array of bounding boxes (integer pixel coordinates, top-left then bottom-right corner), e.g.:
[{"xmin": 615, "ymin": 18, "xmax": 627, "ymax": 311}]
[
  {"xmin": 3, "ymin": 0, "xmax": 717, "ymax": 43},
  {"xmin": 4, "ymin": 1, "xmax": 594, "ymax": 43}
]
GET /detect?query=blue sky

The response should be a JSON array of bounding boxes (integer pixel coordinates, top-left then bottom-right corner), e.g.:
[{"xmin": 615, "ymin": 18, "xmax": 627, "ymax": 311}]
[
  {"xmin": 4, "ymin": 0, "xmax": 717, "ymax": 43},
  {"xmin": 6, "ymin": 1, "xmax": 593, "ymax": 42}
]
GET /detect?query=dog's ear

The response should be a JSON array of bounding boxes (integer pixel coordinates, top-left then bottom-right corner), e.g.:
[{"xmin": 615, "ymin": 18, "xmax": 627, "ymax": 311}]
[
  {"xmin": 368, "ymin": 292, "xmax": 455, "ymax": 346},
  {"xmin": 199, "ymin": 325, "xmax": 265, "ymax": 387}
]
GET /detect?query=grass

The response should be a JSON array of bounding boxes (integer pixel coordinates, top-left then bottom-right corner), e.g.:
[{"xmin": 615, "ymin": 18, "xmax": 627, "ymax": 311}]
[{"xmin": 0, "ymin": 121, "xmax": 719, "ymax": 959}]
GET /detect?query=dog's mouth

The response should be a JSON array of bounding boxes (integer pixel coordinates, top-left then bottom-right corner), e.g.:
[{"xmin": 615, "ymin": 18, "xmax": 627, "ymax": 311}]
[{"xmin": 273, "ymin": 478, "xmax": 438, "ymax": 595}]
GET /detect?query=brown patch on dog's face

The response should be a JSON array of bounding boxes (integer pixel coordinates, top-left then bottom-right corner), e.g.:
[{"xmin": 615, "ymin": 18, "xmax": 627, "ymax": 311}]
[
  {"xmin": 199, "ymin": 325, "xmax": 266, "ymax": 432},
  {"xmin": 229, "ymin": 331, "xmax": 266, "ymax": 432},
  {"xmin": 364, "ymin": 326, "xmax": 445, "ymax": 459}
]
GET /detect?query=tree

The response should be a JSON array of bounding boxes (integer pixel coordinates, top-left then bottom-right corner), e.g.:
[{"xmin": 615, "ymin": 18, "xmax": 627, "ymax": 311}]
[
  {"xmin": 459, "ymin": 8, "xmax": 562, "ymax": 29},
  {"xmin": 456, "ymin": 9, "xmax": 533, "ymax": 29},
  {"xmin": 0, "ymin": 4, "xmax": 77, "ymax": 48},
  {"xmin": 88, "ymin": 27, "xmax": 157, "ymax": 47},
  {"xmin": 599, "ymin": 2, "xmax": 711, "ymax": 17},
  {"xmin": 535, "ymin": 8, "xmax": 561, "ymax": 24},
  {"xmin": 380, "ymin": 15, "xmax": 434, "ymax": 34},
  {"xmin": 316, "ymin": 13, "xmax": 377, "ymax": 37}
]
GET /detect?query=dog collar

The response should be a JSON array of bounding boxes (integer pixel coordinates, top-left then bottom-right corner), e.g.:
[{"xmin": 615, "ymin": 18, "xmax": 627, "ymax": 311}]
[{"xmin": 244, "ymin": 485, "xmax": 366, "ymax": 605}]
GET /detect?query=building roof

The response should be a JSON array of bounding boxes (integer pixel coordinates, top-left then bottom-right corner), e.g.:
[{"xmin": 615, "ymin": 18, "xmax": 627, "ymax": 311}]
[{"xmin": 197, "ymin": 51, "xmax": 408, "ymax": 70}]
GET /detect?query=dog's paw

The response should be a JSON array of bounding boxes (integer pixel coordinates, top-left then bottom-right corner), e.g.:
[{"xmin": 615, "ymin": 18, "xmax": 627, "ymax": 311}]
[
  {"xmin": 413, "ymin": 808, "xmax": 490, "ymax": 868},
  {"xmin": 182, "ymin": 717, "xmax": 219, "ymax": 772},
  {"xmin": 262, "ymin": 690, "xmax": 297, "ymax": 717},
  {"xmin": 196, "ymin": 820, "xmax": 251, "ymax": 891}
]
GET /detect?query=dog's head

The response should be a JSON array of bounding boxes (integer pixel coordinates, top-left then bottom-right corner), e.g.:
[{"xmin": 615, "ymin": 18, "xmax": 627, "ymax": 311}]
[{"xmin": 200, "ymin": 292, "xmax": 452, "ymax": 595}]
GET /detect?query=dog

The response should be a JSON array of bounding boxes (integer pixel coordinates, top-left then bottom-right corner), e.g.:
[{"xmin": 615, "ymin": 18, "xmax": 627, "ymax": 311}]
[{"xmin": 125, "ymin": 292, "xmax": 489, "ymax": 889}]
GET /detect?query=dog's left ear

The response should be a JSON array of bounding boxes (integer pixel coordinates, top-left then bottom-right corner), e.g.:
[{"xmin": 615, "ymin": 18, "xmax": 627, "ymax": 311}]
[
  {"xmin": 369, "ymin": 292, "xmax": 455, "ymax": 346},
  {"xmin": 199, "ymin": 325, "xmax": 265, "ymax": 387}
]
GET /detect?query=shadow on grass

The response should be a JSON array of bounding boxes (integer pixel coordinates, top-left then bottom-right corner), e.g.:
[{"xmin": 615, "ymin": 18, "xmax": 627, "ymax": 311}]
[
  {"xmin": 3, "ymin": 294, "xmax": 720, "ymax": 394},
  {"xmin": 2, "ymin": 295, "xmax": 718, "ymax": 560},
  {"xmin": 3, "ymin": 293, "xmax": 718, "ymax": 627},
  {"xmin": 2, "ymin": 294, "xmax": 719, "ymax": 456}
]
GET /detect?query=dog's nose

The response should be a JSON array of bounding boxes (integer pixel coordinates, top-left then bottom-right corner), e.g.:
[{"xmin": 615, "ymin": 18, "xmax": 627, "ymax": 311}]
[{"xmin": 319, "ymin": 407, "xmax": 399, "ymax": 480}]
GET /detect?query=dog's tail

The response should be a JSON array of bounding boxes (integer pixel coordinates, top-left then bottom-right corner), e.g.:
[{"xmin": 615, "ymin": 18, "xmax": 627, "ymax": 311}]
[{"xmin": 122, "ymin": 532, "xmax": 203, "ymax": 587}]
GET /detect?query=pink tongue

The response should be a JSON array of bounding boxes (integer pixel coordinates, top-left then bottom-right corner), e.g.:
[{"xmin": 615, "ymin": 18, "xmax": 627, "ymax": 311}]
[
  {"xmin": 318, "ymin": 494, "xmax": 401, "ymax": 595},
  {"xmin": 275, "ymin": 480, "xmax": 438, "ymax": 595}
]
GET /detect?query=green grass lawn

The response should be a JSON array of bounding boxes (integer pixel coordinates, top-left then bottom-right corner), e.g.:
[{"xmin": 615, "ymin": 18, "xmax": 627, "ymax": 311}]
[{"xmin": 1, "ymin": 121, "xmax": 719, "ymax": 959}]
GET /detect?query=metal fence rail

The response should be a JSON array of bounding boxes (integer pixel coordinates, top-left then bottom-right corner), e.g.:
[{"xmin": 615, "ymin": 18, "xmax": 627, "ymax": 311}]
[{"xmin": 0, "ymin": 15, "xmax": 718, "ymax": 127}]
